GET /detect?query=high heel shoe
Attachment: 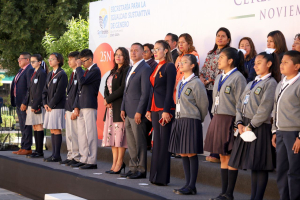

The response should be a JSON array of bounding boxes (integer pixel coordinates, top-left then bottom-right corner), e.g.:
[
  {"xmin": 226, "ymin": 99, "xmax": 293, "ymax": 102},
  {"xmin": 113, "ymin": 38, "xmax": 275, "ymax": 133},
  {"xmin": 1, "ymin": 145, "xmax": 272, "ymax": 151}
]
[
  {"xmin": 105, "ymin": 170, "xmax": 113, "ymax": 174},
  {"xmin": 110, "ymin": 162, "xmax": 126, "ymax": 174}
]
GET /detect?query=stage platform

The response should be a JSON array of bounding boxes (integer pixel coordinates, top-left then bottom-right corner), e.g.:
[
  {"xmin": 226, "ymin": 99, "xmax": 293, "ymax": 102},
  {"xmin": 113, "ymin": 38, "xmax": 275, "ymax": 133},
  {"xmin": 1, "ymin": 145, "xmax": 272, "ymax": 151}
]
[{"xmin": 0, "ymin": 151, "xmax": 253, "ymax": 200}]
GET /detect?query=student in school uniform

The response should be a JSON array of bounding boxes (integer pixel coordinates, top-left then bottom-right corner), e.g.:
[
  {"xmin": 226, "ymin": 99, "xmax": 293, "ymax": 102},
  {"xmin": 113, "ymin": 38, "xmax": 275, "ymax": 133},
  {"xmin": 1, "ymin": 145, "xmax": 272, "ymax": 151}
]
[
  {"xmin": 71, "ymin": 49, "xmax": 101, "ymax": 170},
  {"xmin": 271, "ymin": 50, "xmax": 300, "ymax": 200},
  {"xmin": 43, "ymin": 53, "xmax": 68, "ymax": 162},
  {"xmin": 204, "ymin": 47, "xmax": 247, "ymax": 200},
  {"xmin": 227, "ymin": 51, "xmax": 281, "ymax": 200},
  {"xmin": 25, "ymin": 54, "xmax": 48, "ymax": 158},
  {"xmin": 59, "ymin": 51, "xmax": 83, "ymax": 166},
  {"xmin": 169, "ymin": 54, "xmax": 209, "ymax": 195},
  {"xmin": 145, "ymin": 40, "xmax": 176, "ymax": 186}
]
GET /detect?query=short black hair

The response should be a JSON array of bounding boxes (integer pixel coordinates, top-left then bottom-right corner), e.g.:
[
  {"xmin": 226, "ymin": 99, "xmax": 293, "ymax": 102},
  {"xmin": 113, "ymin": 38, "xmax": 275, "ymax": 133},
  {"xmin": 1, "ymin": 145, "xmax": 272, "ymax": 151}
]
[
  {"xmin": 80, "ymin": 49, "xmax": 93, "ymax": 59},
  {"xmin": 284, "ymin": 50, "xmax": 300, "ymax": 65},
  {"xmin": 68, "ymin": 51, "xmax": 80, "ymax": 59},
  {"xmin": 166, "ymin": 33, "xmax": 178, "ymax": 43},
  {"xmin": 131, "ymin": 43, "xmax": 144, "ymax": 51},
  {"xmin": 50, "ymin": 52, "xmax": 64, "ymax": 67},
  {"xmin": 20, "ymin": 52, "xmax": 31, "ymax": 59}
]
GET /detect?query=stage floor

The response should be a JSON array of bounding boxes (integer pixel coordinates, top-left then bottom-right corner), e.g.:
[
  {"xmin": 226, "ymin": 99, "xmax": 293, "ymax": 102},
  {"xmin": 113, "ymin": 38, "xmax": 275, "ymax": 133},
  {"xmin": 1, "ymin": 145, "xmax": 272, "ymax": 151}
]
[{"xmin": 0, "ymin": 151, "xmax": 251, "ymax": 200}]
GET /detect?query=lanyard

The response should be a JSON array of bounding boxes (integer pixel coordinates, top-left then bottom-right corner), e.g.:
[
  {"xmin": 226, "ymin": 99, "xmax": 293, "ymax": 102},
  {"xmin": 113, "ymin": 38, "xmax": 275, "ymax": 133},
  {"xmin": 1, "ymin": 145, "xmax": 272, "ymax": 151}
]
[
  {"xmin": 250, "ymin": 80, "xmax": 261, "ymax": 90},
  {"xmin": 178, "ymin": 82, "xmax": 188, "ymax": 100},
  {"xmin": 274, "ymin": 83, "xmax": 289, "ymax": 128},
  {"xmin": 218, "ymin": 68, "xmax": 238, "ymax": 92}
]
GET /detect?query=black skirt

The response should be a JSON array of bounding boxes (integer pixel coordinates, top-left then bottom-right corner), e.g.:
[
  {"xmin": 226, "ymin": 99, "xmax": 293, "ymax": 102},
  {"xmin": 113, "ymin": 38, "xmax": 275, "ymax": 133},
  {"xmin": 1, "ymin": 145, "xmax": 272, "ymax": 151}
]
[
  {"xmin": 204, "ymin": 114, "xmax": 235, "ymax": 155},
  {"xmin": 168, "ymin": 118, "xmax": 203, "ymax": 154},
  {"xmin": 228, "ymin": 117, "xmax": 274, "ymax": 171}
]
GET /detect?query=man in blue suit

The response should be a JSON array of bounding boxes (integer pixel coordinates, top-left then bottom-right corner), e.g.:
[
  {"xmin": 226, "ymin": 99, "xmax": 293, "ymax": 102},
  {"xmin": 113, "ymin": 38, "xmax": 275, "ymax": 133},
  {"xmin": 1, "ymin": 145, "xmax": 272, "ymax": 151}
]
[
  {"xmin": 11, "ymin": 52, "xmax": 34, "ymax": 155},
  {"xmin": 120, "ymin": 43, "xmax": 152, "ymax": 179}
]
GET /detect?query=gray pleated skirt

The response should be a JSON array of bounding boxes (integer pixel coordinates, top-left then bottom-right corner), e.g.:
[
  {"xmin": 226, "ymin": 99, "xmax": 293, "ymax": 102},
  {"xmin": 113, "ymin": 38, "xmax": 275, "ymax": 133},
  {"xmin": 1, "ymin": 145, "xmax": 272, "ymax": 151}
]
[
  {"xmin": 43, "ymin": 109, "xmax": 65, "ymax": 129},
  {"xmin": 25, "ymin": 106, "xmax": 45, "ymax": 125}
]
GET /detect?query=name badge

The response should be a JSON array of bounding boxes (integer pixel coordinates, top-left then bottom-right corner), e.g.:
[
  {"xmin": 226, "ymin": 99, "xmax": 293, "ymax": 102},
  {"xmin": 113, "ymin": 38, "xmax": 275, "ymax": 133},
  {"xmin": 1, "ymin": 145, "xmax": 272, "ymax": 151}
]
[
  {"xmin": 74, "ymin": 80, "xmax": 77, "ymax": 85},
  {"xmin": 53, "ymin": 78, "xmax": 57, "ymax": 84},
  {"xmin": 176, "ymin": 101, "xmax": 181, "ymax": 118},
  {"xmin": 215, "ymin": 96, "xmax": 220, "ymax": 106},
  {"xmin": 243, "ymin": 94, "xmax": 250, "ymax": 105},
  {"xmin": 176, "ymin": 103, "xmax": 180, "ymax": 112},
  {"xmin": 34, "ymin": 79, "xmax": 38, "ymax": 84}
]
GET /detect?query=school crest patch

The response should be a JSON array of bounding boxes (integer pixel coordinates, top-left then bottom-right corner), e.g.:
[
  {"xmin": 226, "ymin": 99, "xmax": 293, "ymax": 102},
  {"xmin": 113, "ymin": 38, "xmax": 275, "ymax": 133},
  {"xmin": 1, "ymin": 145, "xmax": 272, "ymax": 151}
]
[
  {"xmin": 254, "ymin": 87, "xmax": 262, "ymax": 95},
  {"xmin": 185, "ymin": 88, "xmax": 192, "ymax": 96},
  {"xmin": 225, "ymin": 86, "xmax": 231, "ymax": 94}
]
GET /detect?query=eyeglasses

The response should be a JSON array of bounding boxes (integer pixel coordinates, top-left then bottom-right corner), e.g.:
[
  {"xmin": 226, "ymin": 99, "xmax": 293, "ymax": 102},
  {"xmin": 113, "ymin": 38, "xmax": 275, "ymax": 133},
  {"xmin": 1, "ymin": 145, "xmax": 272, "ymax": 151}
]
[
  {"xmin": 151, "ymin": 48, "xmax": 163, "ymax": 53},
  {"xmin": 18, "ymin": 58, "xmax": 28, "ymax": 61},
  {"xmin": 115, "ymin": 54, "xmax": 123, "ymax": 57},
  {"xmin": 178, "ymin": 61, "xmax": 189, "ymax": 66},
  {"xmin": 81, "ymin": 58, "xmax": 90, "ymax": 64},
  {"xmin": 31, "ymin": 61, "xmax": 39, "ymax": 64},
  {"xmin": 144, "ymin": 50, "xmax": 150, "ymax": 53},
  {"xmin": 48, "ymin": 58, "xmax": 57, "ymax": 62}
]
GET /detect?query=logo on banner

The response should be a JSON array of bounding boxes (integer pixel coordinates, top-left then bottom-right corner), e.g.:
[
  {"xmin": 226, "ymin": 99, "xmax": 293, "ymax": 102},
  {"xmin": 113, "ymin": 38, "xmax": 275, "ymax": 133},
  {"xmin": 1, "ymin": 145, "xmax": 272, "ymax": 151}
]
[{"xmin": 98, "ymin": 8, "xmax": 109, "ymax": 38}]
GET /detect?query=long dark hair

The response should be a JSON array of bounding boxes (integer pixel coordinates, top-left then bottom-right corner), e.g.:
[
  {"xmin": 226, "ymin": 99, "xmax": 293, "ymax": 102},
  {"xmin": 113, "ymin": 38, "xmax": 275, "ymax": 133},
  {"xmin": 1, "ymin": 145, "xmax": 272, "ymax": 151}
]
[
  {"xmin": 210, "ymin": 27, "xmax": 231, "ymax": 54},
  {"xmin": 183, "ymin": 54, "xmax": 199, "ymax": 76},
  {"xmin": 32, "ymin": 54, "xmax": 49, "ymax": 74},
  {"xmin": 257, "ymin": 52, "xmax": 281, "ymax": 82},
  {"xmin": 222, "ymin": 47, "xmax": 248, "ymax": 78},
  {"xmin": 267, "ymin": 30, "xmax": 288, "ymax": 54},
  {"xmin": 110, "ymin": 47, "xmax": 130, "ymax": 76},
  {"xmin": 155, "ymin": 40, "xmax": 173, "ymax": 63},
  {"xmin": 238, "ymin": 37, "xmax": 257, "ymax": 61}
]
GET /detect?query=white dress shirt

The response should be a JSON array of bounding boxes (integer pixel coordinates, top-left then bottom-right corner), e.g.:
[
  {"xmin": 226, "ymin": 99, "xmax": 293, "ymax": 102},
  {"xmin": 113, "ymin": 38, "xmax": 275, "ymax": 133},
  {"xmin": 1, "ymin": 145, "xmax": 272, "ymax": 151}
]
[{"xmin": 126, "ymin": 59, "xmax": 144, "ymax": 85}]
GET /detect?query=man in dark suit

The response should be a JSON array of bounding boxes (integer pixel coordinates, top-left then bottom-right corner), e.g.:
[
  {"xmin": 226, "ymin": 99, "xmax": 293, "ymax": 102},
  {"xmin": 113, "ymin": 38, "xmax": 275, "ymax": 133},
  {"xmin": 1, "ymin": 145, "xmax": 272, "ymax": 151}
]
[
  {"xmin": 11, "ymin": 52, "xmax": 34, "ymax": 155},
  {"xmin": 165, "ymin": 33, "xmax": 179, "ymax": 63},
  {"xmin": 71, "ymin": 49, "xmax": 101, "ymax": 170},
  {"xmin": 120, "ymin": 43, "xmax": 152, "ymax": 179}
]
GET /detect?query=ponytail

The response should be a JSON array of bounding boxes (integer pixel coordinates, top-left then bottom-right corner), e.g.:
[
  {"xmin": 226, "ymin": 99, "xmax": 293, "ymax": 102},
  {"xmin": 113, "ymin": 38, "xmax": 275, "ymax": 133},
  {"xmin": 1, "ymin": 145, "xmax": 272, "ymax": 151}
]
[
  {"xmin": 32, "ymin": 54, "xmax": 49, "ymax": 74},
  {"xmin": 222, "ymin": 47, "xmax": 248, "ymax": 78},
  {"xmin": 257, "ymin": 51, "xmax": 281, "ymax": 82},
  {"xmin": 184, "ymin": 54, "xmax": 199, "ymax": 76}
]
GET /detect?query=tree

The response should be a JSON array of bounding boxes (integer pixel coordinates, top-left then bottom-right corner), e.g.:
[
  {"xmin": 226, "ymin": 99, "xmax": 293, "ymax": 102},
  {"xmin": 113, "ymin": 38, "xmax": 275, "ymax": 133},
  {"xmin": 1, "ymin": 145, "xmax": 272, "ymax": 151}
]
[
  {"xmin": 42, "ymin": 16, "xmax": 89, "ymax": 76},
  {"xmin": 0, "ymin": 0, "xmax": 96, "ymax": 76}
]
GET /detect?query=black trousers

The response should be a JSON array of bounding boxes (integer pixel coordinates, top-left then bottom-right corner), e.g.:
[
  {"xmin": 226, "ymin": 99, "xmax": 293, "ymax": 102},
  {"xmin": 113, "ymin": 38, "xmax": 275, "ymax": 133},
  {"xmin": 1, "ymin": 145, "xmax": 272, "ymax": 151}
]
[
  {"xmin": 16, "ymin": 106, "xmax": 32, "ymax": 150},
  {"xmin": 206, "ymin": 89, "xmax": 213, "ymax": 119},
  {"xmin": 276, "ymin": 130, "xmax": 300, "ymax": 200},
  {"xmin": 149, "ymin": 111, "xmax": 174, "ymax": 185}
]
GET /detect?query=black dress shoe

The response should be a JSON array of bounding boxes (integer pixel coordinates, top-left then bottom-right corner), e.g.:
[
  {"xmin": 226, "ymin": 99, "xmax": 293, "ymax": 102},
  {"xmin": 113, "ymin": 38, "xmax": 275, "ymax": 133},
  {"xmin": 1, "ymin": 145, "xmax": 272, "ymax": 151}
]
[
  {"xmin": 120, "ymin": 170, "xmax": 134, "ymax": 177},
  {"xmin": 110, "ymin": 162, "xmax": 126, "ymax": 174},
  {"xmin": 210, "ymin": 194, "xmax": 227, "ymax": 200},
  {"xmin": 221, "ymin": 194, "xmax": 234, "ymax": 200},
  {"xmin": 27, "ymin": 152, "xmax": 44, "ymax": 158},
  {"xmin": 176, "ymin": 187, "xmax": 197, "ymax": 195},
  {"xmin": 44, "ymin": 156, "xmax": 62, "ymax": 162},
  {"xmin": 127, "ymin": 171, "xmax": 146, "ymax": 179},
  {"xmin": 71, "ymin": 162, "xmax": 85, "ymax": 168},
  {"xmin": 79, "ymin": 164, "xmax": 97, "ymax": 169},
  {"xmin": 173, "ymin": 186, "xmax": 186, "ymax": 193},
  {"xmin": 66, "ymin": 159, "xmax": 79, "ymax": 166},
  {"xmin": 59, "ymin": 159, "xmax": 72, "ymax": 165},
  {"xmin": 43, "ymin": 156, "xmax": 53, "ymax": 162}
]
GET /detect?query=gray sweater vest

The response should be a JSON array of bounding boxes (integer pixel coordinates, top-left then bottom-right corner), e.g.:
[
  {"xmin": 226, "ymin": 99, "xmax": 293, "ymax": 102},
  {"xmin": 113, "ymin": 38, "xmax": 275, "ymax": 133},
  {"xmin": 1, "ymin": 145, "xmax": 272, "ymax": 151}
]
[
  {"xmin": 236, "ymin": 77, "xmax": 277, "ymax": 127},
  {"xmin": 175, "ymin": 76, "xmax": 208, "ymax": 122},
  {"xmin": 212, "ymin": 71, "xmax": 247, "ymax": 116}
]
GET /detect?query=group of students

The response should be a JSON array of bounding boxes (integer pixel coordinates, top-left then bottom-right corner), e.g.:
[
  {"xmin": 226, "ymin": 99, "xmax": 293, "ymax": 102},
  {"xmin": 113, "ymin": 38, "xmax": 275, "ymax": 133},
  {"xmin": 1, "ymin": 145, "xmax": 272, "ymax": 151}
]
[
  {"xmin": 10, "ymin": 28, "xmax": 300, "ymax": 200},
  {"xmin": 12, "ymin": 49, "xmax": 101, "ymax": 170}
]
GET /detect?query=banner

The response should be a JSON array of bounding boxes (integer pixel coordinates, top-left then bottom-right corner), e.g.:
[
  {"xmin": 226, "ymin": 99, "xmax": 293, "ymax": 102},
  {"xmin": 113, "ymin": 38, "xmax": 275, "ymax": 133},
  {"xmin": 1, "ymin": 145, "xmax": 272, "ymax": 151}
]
[{"xmin": 90, "ymin": 0, "xmax": 300, "ymax": 139}]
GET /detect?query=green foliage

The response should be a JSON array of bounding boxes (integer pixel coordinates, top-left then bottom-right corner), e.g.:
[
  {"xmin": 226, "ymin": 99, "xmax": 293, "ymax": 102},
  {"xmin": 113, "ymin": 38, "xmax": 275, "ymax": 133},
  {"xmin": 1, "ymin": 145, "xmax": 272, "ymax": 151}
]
[
  {"xmin": 0, "ymin": 0, "xmax": 96, "ymax": 76},
  {"xmin": 42, "ymin": 16, "xmax": 89, "ymax": 76},
  {"xmin": 0, "ymin": 74, "xmax": 4, "ymax": 86},
  {"xmin": 1, "ymin": 114, "xmax": 16, "ymax": 128}
]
